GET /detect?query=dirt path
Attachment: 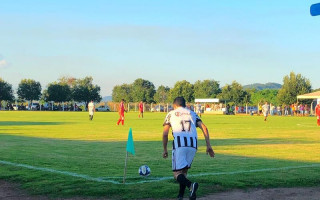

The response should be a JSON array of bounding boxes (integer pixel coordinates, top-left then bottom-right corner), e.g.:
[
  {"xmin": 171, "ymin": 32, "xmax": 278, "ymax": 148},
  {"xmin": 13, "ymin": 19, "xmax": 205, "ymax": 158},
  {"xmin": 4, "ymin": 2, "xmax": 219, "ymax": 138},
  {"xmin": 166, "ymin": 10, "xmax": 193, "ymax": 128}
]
[
  {"xmin": 197, "ymin": 187, "xmax": 320, "ymax": 200},
  {"xmin": 1, "ymin": 180, "xmax": 320, "ymax": 200}
]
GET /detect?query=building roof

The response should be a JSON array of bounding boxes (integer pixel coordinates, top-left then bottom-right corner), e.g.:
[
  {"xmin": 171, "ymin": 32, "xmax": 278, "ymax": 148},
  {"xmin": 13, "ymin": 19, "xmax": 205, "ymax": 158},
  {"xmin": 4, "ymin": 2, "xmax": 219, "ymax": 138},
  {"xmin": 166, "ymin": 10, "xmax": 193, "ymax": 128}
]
[{"xmin": 297, "ymin": 91, "xmax": 320, "ymax": 99}]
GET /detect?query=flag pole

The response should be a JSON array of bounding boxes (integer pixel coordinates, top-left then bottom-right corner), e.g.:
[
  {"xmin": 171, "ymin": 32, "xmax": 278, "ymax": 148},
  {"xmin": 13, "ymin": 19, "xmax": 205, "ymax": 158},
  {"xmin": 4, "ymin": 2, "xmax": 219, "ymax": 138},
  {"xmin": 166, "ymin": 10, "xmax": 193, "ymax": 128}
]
[{"xmin": 123, "ymin": 151, "xmax": 128, "ymax": 184}]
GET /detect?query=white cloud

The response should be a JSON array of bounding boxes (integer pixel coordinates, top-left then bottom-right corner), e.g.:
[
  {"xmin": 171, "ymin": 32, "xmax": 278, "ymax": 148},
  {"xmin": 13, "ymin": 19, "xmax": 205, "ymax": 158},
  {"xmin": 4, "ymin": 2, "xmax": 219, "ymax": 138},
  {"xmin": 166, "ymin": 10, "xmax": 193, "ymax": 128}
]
[
  {"xmin": 0, "ymin": 55, "xmax": 9, "ymax": 68},
  {"xmin": 0, "ymin": 59, "xmax": 8, "ymax": 68}
]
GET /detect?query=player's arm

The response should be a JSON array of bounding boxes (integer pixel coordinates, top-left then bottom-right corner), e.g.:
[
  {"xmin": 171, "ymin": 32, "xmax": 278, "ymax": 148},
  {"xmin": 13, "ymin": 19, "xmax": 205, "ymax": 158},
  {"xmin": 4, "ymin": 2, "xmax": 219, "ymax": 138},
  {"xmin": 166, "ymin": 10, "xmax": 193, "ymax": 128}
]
[
  {"xmin": 162, "ymin": 125, "xmax": 170, "ymax": 159},
  {"xmin": 197, "ymin": 121, "xmax": 215, "ymax": 158}
]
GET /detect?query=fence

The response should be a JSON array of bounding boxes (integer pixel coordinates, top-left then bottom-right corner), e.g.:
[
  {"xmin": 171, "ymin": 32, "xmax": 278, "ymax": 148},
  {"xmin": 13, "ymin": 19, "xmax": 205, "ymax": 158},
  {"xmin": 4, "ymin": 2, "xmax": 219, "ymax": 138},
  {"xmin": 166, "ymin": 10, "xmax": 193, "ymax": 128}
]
[{"xmin": 107, "ymin": 102, "xmax": 176, "ymax": 113}]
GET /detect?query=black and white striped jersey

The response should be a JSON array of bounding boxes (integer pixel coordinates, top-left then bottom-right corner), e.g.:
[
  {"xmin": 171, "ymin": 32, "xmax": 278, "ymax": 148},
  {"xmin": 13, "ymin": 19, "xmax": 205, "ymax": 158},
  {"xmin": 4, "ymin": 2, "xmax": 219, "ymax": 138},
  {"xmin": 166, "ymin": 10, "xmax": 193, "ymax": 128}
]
[{"xmin": 163, "ymin": 107, "xmax": 202, "ymax": 149}]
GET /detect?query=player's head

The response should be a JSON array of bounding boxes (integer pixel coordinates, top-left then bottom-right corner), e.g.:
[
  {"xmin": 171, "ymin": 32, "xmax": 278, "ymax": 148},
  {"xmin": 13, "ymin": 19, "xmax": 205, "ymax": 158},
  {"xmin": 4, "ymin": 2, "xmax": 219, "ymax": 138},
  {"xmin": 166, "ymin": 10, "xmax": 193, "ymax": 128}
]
[
  {"xmin": 121, "ymin": 99, "xmax": 125, "ymax": 102},
  {"xmin": 173, "ymin": 97, "xmax": 186, "ymax": 108}
]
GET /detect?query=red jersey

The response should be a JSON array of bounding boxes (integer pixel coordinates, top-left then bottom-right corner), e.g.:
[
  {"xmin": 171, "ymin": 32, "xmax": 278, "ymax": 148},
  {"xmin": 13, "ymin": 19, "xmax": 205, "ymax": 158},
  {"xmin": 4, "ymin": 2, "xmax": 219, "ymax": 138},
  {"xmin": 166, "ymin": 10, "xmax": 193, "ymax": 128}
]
[
  {"xmin": 139, "ymin": 103, "xmax": 143, "ymax": 111},
  {"xmin": 316, "ymin": 105, "xmax": 320, "ymax": 116},
  {"xmin": 119, "ymin": 102, "xmax": 125, "ymax": 114}
]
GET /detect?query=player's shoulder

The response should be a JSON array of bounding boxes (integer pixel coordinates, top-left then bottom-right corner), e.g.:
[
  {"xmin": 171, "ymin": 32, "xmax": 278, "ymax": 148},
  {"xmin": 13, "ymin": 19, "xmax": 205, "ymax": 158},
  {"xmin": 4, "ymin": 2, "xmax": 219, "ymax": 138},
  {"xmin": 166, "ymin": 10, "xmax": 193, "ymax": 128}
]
[{"xmin": 167, "ymin": 110, "xmax": 175, "ymax": 116}]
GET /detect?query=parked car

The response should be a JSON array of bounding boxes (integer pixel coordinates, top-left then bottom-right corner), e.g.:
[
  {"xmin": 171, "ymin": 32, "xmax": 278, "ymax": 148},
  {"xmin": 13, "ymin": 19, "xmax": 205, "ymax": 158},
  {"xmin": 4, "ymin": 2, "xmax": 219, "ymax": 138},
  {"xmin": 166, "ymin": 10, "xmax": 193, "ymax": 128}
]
[
  {"xmin": 96, "ymin": 105, "xmax": 110, "ymax": 112},
  {"xmin": 30, "ymin": 103, "xmax": 40, "ymax": 110},
  {"xmin": 247, "ymin": 106, "xmax": 258, "ymax": 114},
  {"xmin": 151, "ymin": 105, "xmax": 173, "ymax": 112},
  {"xmin": 151, "ymin": 105, "xmax": 164, "ymax": 112},
  {"xmin": 12, "ymin": 104, "xmax": 19, "ymax": 111}
]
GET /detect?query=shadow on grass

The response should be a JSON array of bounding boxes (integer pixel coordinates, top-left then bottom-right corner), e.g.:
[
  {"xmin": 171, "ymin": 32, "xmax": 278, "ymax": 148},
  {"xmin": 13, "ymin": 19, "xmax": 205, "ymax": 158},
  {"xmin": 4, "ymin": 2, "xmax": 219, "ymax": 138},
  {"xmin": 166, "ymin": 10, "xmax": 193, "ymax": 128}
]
[
  {"xmin": 0, "ymin": 134, "xmax": 319, "ymax": 199},
  {"xmin": 212, "ymin": 138, "xmax": 317, "ymax": 146},
  {"xmin": 0, "ymin": 121, "xmax": 73, "ymax": 126}
]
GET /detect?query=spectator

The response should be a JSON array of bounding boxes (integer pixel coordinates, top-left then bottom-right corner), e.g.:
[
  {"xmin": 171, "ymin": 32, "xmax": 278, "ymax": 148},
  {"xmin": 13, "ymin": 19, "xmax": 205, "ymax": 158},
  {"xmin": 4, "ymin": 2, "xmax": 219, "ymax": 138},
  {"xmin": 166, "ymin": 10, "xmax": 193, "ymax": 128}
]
[
  {"xmin": 258, "ymin": 103, "xmax": 262, "ymax": 116},
  {"xmin": 300, "ymin": 104, "xmax": 305, "ymax": 116},
  {"xmin": 270, "ymin": 103, "xmax": 275, "ymax": 116},
  {"xmin": 304, "ymin": 104, "xmax": 309, "ymax": 116},
  {"xmin": 284, "ymin": 105, "xmax": 289, "ymax": 116},
  {"xmin": 277, "ymin": 105, "xmax": 282, "ymax": 116}
]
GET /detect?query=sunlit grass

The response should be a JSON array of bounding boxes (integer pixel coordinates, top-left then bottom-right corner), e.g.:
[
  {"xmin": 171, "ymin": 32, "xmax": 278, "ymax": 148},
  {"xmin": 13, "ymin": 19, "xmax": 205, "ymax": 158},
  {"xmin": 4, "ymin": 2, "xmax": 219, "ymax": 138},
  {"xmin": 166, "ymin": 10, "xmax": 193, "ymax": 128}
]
[{"xmin": 0, "ymin": 111, "xmax": 319, "ymax": 199}]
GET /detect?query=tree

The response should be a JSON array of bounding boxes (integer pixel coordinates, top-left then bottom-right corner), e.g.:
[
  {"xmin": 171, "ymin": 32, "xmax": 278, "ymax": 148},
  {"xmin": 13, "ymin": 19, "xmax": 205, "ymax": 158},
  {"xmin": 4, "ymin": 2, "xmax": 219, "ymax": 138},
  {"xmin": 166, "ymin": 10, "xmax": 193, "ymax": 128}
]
[
  {"xmin": 112, "ymin": 84, "xmax": 133, "ymax": 103},
  {"xmin": 131, "ymin": 78, "xmax": 156, "ymax": 103},
  {"xmin": 193, "ymin": 80, "xmax": 221, "ymax": 98},
  {"xmin": 251, "ymin": 89, "xmax": 278, "ymax": 105},
  {"xmin": 169, "ymin": 80, "xmax": 194, "ymax": 102},
  {"xmin": 154, "ymin": 85, "xmax": 170, "ymax": 103},
  {"xmin": 243, "ymin": 88, "xmax": 253, "ymax": 106},
  {"xmin": 45, "ymin": 82, "xmax": 71, "ymax": 103},
  {"xmin": 72, "ymin": 77, "xmax": 102, "ymax": 104},
  {"xmin": 277, "ymin": 72, "xmax": 312, "ymax": 105},
  {"xmin": 0, "ymin": 78, "xmax": 14, "ymax": 108},
  {"xmin": 218, "ymin": 81, "xmax": 246, "ymax": 105},
  {"xmin": 58, "ymin": 76, "xmax": 77, "ymax": 87},
  {"xmin": 17, "ymin": 79, "xmax": 41, "ymax": 104}
]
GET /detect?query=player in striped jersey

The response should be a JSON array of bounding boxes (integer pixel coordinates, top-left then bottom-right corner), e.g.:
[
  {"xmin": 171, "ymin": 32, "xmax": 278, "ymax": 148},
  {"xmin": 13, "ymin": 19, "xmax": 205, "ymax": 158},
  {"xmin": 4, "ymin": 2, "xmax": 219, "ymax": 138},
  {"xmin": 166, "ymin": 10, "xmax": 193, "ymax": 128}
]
[{"xmin": 162, "ymin": 97, "xmax": 215, "ymax": 200}]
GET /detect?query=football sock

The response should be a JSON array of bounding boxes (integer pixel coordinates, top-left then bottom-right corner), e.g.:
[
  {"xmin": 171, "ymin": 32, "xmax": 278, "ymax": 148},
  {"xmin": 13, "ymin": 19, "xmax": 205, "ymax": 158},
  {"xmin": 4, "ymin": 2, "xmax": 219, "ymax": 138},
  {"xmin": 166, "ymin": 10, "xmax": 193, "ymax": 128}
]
[
  {"xmin": 178, "ymin": 183, "xmax": 186, "ymax": 196},
  {"xmin": 177, "ymin": 174, "xmax": 191, "ymax": 188}
]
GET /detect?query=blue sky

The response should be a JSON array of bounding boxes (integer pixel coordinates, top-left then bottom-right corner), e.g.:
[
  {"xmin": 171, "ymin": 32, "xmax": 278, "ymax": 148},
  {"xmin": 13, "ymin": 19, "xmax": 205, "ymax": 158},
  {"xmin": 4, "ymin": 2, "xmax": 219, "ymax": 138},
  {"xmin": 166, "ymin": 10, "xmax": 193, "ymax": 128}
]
[{"xmin": 1, "ymin": 0, "xmax": 319, "ymax": 96}]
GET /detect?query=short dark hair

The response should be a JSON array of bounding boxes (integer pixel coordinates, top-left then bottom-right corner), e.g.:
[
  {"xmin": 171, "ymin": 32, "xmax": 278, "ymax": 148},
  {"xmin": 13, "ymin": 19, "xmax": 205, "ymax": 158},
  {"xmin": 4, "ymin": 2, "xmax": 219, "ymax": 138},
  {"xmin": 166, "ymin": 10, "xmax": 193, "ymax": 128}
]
[
  {"xmin": 121, "ymin": 99, "xmax": 125, "ymax": 102},
  {"xmin": 173, "ymin": 97, "xmax": 186, "ymax": 107}
]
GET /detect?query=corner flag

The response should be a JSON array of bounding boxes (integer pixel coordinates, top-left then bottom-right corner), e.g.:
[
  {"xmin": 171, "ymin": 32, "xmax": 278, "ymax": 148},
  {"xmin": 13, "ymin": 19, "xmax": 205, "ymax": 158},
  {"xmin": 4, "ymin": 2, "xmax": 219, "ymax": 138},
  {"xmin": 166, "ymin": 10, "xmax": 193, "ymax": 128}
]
[
  {"xmin": 126, "ymin": 128, "xmax": 135, "ymax": 155},
  {"xmin": 123, "ymin": 128, "xmax": 135, "ymax": 183}
]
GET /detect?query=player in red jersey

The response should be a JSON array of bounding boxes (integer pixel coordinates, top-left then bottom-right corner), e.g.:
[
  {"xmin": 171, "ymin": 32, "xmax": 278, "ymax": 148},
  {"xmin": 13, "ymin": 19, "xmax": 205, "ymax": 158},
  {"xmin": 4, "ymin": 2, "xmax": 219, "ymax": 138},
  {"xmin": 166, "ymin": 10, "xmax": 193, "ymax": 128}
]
[
  {"xmin": 316, "ymin": 101, "xmax": 320, "ymax": 126},
  {"xmin": 138, "ymin": 101, "xmax": 144, "ymax": 118},
  {"xmin": 117, "ymin": 99, "xmax": 126, "ymax": 125}
]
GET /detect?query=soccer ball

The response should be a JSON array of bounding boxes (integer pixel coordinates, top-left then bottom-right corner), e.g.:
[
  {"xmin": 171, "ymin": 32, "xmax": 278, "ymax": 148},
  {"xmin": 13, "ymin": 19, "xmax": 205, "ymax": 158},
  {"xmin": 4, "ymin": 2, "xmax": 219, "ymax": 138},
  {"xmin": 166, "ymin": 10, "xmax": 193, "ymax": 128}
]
[{"xmin": 139, "ymin": 165, "xmax": 151, "ymax": 176}]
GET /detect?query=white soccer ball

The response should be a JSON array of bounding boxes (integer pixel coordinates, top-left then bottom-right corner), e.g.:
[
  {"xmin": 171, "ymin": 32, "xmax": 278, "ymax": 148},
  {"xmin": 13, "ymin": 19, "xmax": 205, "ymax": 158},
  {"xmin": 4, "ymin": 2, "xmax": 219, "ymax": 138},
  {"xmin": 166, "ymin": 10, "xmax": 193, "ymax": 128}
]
[{"xmin": 139, "ymin": 165, "xmax": 151, "ymax": 176}]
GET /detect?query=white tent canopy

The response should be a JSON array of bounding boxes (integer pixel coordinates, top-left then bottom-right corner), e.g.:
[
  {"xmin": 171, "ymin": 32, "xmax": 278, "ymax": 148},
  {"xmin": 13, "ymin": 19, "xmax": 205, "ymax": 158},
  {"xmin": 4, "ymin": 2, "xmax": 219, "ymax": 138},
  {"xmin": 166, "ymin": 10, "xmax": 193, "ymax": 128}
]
[
  {"xmin": 297, "ymin": 91, "xmax": 320, "ymax": 99},
  {"xmin": 297, "ymin": 91, "xmax": 320, "ymax": 114},
  {"xmin": 195, "ymin": 98, "xmax": 220, "ymax": 103}
]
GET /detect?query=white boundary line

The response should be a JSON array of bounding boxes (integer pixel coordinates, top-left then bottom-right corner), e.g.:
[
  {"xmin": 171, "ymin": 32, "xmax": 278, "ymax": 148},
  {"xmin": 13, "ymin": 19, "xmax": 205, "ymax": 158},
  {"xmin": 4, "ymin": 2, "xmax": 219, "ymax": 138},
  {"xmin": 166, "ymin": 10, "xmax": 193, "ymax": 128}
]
[
  {"xmin": 296, "ymin": 123, "xmax": 317, "ymax": 128},
  {"xmin": 0, "ymin": 160, "xmax": 119, "ymax": 184},
  {"xmin": 1, "ymin": 160, "xmax": 320, "ymax": 185}
]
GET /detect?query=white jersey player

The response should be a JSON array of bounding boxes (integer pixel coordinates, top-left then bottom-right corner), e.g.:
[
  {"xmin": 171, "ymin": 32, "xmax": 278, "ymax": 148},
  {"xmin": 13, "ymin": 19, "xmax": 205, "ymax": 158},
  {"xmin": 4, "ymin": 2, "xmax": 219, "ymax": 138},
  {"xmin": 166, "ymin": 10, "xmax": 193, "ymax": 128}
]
[
  {"xmin": 162, "ymin": 97, "xmax": 214, "ymax": 200},
  {"xmin": 262, "ymin": 102, "xmax": 270, "ymax": 121},
  {"xmin": 88, "ymin": 101, "xmax": 95, "ymax": 121}
]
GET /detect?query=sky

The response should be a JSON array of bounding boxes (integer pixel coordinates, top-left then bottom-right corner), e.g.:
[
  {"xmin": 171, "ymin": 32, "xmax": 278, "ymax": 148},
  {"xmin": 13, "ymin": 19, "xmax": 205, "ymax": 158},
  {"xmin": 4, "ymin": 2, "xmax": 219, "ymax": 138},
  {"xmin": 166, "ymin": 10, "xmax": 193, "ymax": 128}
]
[{"xmin": 0, "ymin": 0, "xmax": 320, "ymax": 96}]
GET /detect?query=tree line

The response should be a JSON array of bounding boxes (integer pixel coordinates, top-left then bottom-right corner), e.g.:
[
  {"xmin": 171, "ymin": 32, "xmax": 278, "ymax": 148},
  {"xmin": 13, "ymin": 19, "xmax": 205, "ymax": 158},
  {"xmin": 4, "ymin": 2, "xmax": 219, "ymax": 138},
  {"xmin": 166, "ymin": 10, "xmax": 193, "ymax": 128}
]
[
  {"xmin": 112, "ymin": 72, "xmax": 313, "ymax": 106},
  {"xmin": 0, "ymin": 72, "xmax": 314, "ymax": 108},
  {"xmin": 0, "ymin": 76, "xmax": 101, "ymax": 107}
]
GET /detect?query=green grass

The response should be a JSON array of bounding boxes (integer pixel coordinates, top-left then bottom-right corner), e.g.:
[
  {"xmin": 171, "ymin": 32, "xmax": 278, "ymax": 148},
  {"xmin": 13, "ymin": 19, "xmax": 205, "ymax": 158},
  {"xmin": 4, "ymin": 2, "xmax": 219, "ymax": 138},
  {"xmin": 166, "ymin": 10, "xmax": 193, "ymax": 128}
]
[{"xmin": 0, "ymin": 111, "xmax": 320, "ymax": 199}]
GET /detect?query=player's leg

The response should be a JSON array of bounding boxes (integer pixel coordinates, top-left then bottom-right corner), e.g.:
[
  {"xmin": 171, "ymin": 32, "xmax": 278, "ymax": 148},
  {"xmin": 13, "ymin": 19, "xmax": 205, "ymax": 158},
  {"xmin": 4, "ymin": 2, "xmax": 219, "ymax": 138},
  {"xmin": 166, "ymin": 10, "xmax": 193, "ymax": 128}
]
[
  {"xmin": 173, "ymin": 148, "xmax": 198, "ymax": 199},
  {"xmin": 174, "ymin": 170, "xmax": 190, "ymax": 199},
  {"xmin": 117, "ymin": 115, "xmax": 121, "ymax": 125},
  {"xmin": 185, "ymin": 148, "xmax": 198, "ymax": 200},
  {"xmin": 121, "ymin": 114, "xmax": 124, "ymax": 125}
]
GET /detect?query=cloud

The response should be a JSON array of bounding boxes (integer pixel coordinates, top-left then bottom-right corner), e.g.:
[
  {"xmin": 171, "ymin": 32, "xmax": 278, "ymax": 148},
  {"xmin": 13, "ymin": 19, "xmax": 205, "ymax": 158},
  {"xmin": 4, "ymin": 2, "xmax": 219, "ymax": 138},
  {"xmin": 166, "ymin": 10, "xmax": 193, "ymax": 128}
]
[{"xmin": 0, "ymin": 55, "xmax": 9, "ymax": 68}]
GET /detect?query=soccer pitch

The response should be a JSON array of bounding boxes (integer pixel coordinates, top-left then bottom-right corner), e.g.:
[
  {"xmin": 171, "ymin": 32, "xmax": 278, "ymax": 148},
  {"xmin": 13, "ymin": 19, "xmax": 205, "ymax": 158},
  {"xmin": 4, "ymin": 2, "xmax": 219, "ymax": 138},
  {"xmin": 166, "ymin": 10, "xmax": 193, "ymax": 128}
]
[{"xmin": 0, "ymin": 111, "xmax": 319, "ymax": 199}]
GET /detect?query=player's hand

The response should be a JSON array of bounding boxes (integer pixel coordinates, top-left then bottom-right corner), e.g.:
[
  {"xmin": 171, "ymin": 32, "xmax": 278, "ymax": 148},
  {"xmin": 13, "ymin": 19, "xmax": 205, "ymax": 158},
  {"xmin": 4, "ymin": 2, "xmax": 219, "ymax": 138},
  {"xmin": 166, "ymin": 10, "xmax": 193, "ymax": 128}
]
[
  {"xmin": 206, "ymin": 147, "xmax": 215, "ymax": 158},
  {"xmin": 163, "ymin": 151, "xmax": 168, "ymax": 159}
]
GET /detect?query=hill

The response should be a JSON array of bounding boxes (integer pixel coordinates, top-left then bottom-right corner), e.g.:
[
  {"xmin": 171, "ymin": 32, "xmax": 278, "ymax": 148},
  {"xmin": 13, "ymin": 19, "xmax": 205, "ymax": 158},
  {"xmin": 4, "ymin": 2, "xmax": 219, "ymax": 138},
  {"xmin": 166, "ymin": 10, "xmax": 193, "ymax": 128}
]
[
  {"xmin": 102, "ymin": 96, "xmax": 112, "ymax": 102},
  {"xmin": 243, "ymin": 82, "xmax": 282, "ymax": 90}
]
